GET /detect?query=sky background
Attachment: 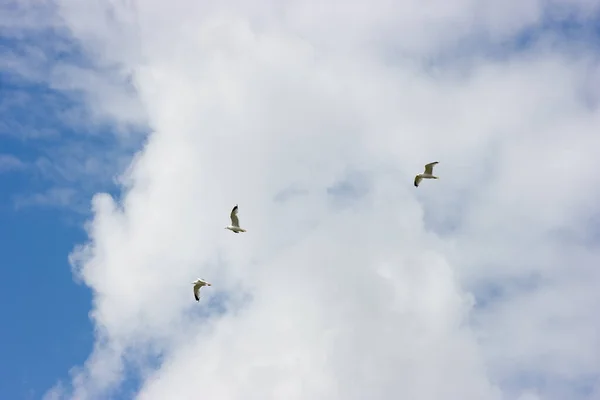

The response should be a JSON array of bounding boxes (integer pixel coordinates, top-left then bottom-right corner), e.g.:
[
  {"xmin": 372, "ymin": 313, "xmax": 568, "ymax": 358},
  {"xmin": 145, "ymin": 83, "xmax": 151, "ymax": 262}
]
[{"xmin": 1, "ymin": 1, "xmax": 600, "ymax": 399}]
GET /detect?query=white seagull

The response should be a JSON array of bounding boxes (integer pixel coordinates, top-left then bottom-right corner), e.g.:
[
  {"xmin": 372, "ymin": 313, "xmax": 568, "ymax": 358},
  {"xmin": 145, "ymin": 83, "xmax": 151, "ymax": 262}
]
[
  {"xmin": 192, "ymin": 278, "xmax": 211, "ymax": 302},
  {"xmin": 414, "ymin": 161, "xmax": 440, "ymax": 187},
  {"xmin": 225, "ymin": 204, "xmax": 247, "ymax": 233}
]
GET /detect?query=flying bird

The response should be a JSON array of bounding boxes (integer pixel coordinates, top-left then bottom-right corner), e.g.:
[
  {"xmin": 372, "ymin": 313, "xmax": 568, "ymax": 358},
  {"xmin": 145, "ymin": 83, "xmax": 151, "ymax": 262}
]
[
  {"xmin": 192, "ymin": 278, "xmax": 211, "ymax": 302},
  {"xmin": 414, "ymin": 161, "xmax": 440, "ymax": 187},
  {"xmin": 225, "ymin": 204, "xmax": 247, "ymax": 233}
]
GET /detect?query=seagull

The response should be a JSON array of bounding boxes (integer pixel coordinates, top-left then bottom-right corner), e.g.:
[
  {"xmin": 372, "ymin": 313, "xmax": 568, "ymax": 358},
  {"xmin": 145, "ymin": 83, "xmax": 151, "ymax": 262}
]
[
  {"xmin": 414, "ymin": 161, "xmax": 440, "ymax": 187},
  {"xmin": 192, "ymin": 278, "xmax": 211, "ymax": 302},
  {"xmin": 225, "ymin": 204, "xmax": 247, "ymax": 233}
]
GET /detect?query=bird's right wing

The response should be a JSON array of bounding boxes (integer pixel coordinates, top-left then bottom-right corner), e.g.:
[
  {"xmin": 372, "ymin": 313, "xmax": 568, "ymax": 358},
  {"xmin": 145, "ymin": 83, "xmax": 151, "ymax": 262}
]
[
  {"xmin": 414, "ymin": 175, "xmax": 422, "ymax": 187},
  {"xmin": 424, "ymin": 161, "xmax": 439, "ymax": 175},
  {"xmin": 230, "ymin": 205, "xmax": 240, "ymax": 227}
]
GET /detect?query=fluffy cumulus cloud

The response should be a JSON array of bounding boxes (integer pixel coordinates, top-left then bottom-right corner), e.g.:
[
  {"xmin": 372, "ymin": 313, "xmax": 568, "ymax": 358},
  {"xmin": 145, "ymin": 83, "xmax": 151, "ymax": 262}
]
[{"xmin": 38, "ymin": 0, "xmax": 600, "ymax": 399}]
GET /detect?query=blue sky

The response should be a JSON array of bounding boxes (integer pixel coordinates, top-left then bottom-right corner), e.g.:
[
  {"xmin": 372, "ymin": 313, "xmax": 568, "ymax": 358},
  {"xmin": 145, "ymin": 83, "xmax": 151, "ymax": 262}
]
[
  {"xmin": 0, "ymin": 27, "xmax": 140, "ymax": 398},
  {"xmin": 2, "ymin": 4, "xmax": 600, "ymax": 400}
]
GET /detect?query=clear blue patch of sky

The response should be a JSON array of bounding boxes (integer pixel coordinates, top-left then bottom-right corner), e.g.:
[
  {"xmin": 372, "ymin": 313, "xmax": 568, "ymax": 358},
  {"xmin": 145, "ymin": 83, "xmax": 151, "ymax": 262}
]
[
  {"xmin": 0, "ymin": 23, "xmax": 145, "ymax": 400},
  {"xmin": 0, "ymin": 203, "xmax": 92, "ymax": 399}
]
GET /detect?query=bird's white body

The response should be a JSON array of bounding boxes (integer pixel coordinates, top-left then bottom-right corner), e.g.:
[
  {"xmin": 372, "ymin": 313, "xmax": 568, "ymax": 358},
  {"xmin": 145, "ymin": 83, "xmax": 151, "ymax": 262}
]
[
  {"xmin": 225, "ymin": 204, "xmax": 246, "ymax": 233},
  {"xmin": 414, "ymin": 162, "xmax": 440, "ymax": 187},
  {"xmin": 226, "ymin": 225, "xmax": 246, "ymax": 233},
  {"xmin": 192, "ymin": 278, "xmax": 211, "ymax": 302}
]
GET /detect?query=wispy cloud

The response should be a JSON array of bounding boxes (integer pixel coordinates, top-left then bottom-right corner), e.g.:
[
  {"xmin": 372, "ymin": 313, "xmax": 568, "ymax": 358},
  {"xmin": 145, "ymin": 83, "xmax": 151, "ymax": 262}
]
[
  {"xmin": 0, "ymin": 154, "xmax": 25, "ymax": 173},
  {"xmin": 14, "ymin": 187, "xmax": 78, "ymax": 210},
  {"xmin": 0, "ymin": 1, "xmax": 148, "ymax": 212}
]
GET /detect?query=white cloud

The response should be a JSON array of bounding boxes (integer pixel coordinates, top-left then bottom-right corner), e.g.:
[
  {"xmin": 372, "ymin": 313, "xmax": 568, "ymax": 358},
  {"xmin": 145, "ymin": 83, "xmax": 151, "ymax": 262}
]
[
  {"xmin": 32, "ymin": 0, "xmax": 600, "ymax": 399},
  {"xmin": 14, "ymin": 187, "xmax": 79, "ymax": 210},
  {"xmin": 0, "ymin": 154, "xmax": 25, "ymax": 173}
]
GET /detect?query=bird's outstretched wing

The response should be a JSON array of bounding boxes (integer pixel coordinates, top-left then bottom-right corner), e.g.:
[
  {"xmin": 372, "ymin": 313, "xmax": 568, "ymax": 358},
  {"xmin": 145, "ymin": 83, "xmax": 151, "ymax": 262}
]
[
  {"xmin": 424, "ymin": 161, "xmax": 439, "ymax": 175},
  {"xmin": 193, "ymin": 283, "xmax": 200, "ymax": 301},
  {"xmin": 230, "ymin": 204, "xmax": 240, "ymax": 227},
  {"xmin": 414, "ymin": 175, "xmax": 422, "ymax": 187}
]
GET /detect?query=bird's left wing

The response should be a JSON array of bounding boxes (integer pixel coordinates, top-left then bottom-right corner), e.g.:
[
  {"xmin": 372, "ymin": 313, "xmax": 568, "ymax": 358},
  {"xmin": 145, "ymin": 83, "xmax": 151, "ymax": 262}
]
[
  {"xmin": 193, "ymin": 283, "xmax": 201, "ymax": 301},
  {"xmin": 414, "ymin": 175, "xmax": 422, "ymax": 187},
  {"xmin": 230, "ymin": 204, "xmax": 240, "ymax": 227}
]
